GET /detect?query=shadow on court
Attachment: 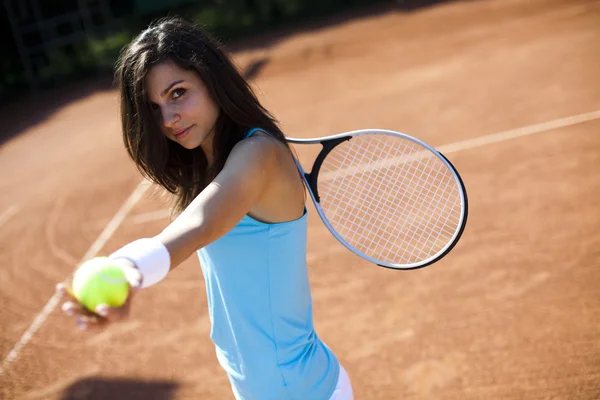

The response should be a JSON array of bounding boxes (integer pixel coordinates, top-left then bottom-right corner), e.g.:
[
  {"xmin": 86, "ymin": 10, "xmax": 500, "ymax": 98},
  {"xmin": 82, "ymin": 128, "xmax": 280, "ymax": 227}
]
[
  {"xmin": 0, "ymin": 0, "xmax": 462, "ymax": 147},
  {"xmin": 242, "ymin": 57, "xmax": 271, "ymax": 81},
  {"xmin": 60, "ymin": 377, "xmax": 178, "ymax": 400},
  {"xmin": 227, "ymin": 0, "xmax": 463, "ymax": 52},
  {"xmin": 0, "ymin": 75, "xmax": 114, "ymax": 147}
]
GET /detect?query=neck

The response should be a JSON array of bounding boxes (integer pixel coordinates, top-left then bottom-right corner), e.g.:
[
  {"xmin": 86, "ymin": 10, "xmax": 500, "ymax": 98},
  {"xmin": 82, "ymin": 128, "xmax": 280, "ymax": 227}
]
[{"xmin": 201, "ymin": 128, "xmax": 216, "ymax": 167}]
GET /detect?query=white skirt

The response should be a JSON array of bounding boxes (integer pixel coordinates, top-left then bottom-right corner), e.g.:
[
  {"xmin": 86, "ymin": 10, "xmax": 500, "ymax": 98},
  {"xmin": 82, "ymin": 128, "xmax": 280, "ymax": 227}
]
[{"xmin": 329, "ymin": 364, "xmax": 354, "ymax": 400}]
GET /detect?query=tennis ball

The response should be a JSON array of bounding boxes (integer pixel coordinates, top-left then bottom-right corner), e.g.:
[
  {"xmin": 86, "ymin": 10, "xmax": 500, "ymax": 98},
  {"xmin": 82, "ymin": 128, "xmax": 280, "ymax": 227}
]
[{"xmin": 72, "ymin": 257, "xmax": 129, "ymax": 312}]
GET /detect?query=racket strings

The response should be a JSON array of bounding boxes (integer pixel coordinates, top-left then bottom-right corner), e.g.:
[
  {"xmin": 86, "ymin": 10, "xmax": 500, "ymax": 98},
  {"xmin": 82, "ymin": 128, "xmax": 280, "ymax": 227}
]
[{"xmin": 317, "ymin": 134, "xmax": 463, "ymax": 266}]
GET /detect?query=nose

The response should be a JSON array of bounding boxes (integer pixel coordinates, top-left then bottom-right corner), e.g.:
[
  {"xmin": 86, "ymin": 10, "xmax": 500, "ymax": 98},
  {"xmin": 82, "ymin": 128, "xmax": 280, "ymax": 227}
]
[{"xmin": 161, "ymin": 107, "xmax": 180, "ymax": 129}]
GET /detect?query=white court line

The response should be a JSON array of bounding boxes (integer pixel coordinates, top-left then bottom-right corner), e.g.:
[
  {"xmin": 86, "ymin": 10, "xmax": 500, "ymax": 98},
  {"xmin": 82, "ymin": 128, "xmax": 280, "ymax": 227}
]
[
  {"xmin": 0, "ymin": 180, "xmax": 150, "ymax": 376},
  {"xmin": 437, "ymin": 110, "xmax": 600, "ymax": 155},
  {"xmin": 319, "ymin": 110, "xmax": 600, "ymax": 181},
  {"xmin": 1, "ymin": 109, "xmax": 599, "ymax": 375},
  {"xmin": 132, "ymin": 208, "xmax": 171, "ymax": 224},
  {"xmin": 0, "ymin": 204, "xmax": 22, "ymax": 229}
]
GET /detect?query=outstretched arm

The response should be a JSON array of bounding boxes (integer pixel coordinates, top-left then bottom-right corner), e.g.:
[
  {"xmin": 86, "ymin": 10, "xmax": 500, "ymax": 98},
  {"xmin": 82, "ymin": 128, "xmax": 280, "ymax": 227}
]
[
  {"xmin": 57, "ymin": 135, "xmax": 281, "ymax": 331},
  {"xmin": 157, "ymin": 135, "xmax": 279, "ymax": 268}
]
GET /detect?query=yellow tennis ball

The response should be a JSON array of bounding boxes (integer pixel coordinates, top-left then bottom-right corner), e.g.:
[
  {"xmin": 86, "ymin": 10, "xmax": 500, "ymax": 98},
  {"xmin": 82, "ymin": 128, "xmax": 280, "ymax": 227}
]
[{"xmin": 72, "ymin": 257, "xmax": 129, "ymax": 312}]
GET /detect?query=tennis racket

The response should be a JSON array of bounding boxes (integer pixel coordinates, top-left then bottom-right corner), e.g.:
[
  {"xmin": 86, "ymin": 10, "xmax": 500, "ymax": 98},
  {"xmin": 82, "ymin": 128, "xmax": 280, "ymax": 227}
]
[{"xmin": 286, "ymin": 129, "xmax": 468, "ymax": 270}]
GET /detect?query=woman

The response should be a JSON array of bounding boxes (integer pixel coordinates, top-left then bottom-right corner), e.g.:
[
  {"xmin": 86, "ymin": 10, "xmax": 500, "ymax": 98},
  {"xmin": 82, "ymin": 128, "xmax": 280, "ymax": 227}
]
[{"xmin": 57, "ymin": 17, "xmax": 354, "ymax": 400}]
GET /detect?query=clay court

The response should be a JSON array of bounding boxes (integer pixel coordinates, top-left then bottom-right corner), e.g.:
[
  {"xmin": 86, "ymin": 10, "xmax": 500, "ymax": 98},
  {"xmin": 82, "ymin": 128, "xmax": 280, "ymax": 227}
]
[{"xmin": 1, "ymin": 0, "xmax": 599, "ymax": 398}]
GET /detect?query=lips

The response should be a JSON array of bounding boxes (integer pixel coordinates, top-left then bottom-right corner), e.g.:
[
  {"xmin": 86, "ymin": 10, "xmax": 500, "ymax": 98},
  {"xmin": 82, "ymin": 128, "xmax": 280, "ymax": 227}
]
[{"xmin": 173, "ymin": 125, "xmax": 193, "ymax": 140}]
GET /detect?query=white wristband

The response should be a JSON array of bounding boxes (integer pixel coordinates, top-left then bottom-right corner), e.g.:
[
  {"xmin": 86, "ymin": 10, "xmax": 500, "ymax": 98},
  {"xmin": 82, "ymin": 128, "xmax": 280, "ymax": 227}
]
[{"xmin": 109, "ymin": 238, "xmax": 171, "ymax": 288}]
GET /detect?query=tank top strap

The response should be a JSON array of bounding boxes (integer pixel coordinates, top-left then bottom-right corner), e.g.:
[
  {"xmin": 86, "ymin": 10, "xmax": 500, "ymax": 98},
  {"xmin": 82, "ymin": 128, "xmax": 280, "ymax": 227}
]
[{"xmin": 244, "ymin": 127, "xmax": 269, "ymax": 139}]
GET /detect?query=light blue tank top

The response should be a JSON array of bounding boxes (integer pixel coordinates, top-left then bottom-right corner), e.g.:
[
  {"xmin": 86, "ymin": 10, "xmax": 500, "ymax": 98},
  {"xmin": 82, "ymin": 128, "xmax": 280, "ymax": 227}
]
[{"xmin": 196, "ymin": 128, "xmax": 339, "ymax": 400}]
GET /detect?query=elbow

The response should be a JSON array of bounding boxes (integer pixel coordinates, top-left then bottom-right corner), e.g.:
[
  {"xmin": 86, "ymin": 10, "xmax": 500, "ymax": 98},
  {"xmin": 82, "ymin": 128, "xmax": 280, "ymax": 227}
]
[
  {"xmin": 157, "ymin": 215, "xmax": 216, "ymax": 259},
  {"xmin": 186, "ymin": 217, "xmax": 217, "ymax": 251}
]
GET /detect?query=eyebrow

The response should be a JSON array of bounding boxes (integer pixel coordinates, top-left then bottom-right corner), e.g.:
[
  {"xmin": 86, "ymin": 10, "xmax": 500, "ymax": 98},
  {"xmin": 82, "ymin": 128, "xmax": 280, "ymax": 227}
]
[{"xmin": 161, "ymin": 80, "xmax": 185, "ymax": 97}]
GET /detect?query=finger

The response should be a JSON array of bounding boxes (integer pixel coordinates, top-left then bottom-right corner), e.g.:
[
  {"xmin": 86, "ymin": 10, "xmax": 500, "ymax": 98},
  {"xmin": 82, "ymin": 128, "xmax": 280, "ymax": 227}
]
[
  {"xmin": 58, "ymin": 283, "xmax": 111, "ymax": 318},
  {"xmin": 95, "ymin": 303, "xmax": 130, "ymax": 322},
  {"xmin": 56, "ymin": 283, "xmax": 78, "ymax": 302},
  {"xmin": 76, "ymin": 314, "xmax": 107, "ymax": 331},
  {"xmin": 62, "ymin": 301, "xmax": 83, "ymax": 316},
  {"xmin": 62, "ymin": 301, "xmax": 96, "ymax": 318},
  {"xmin": 121, "ymin": 264, "xmax": 143, "ymax": 290}
]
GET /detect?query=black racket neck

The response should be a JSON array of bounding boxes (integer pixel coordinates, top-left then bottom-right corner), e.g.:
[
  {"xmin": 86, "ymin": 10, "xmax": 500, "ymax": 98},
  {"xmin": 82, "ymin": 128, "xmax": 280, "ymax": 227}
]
[{"xmin": 306, "ymin": 136, "xmax": 352, "ymax": 202}]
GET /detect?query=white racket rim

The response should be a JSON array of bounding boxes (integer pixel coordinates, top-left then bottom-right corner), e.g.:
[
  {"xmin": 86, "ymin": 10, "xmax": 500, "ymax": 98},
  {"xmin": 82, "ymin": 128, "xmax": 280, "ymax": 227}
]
[{"xmin": 290, "ymin": 129, "xmax": 468, "ymax": 270}]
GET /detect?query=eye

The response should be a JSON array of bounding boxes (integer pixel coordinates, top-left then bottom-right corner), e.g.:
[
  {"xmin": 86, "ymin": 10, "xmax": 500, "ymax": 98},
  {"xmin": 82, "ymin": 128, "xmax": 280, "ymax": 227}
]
[
  {"xmin": 150, "ymin": 102, "xmax": 160, "ymax": 111},
  {"xmin": 171, "ymin": 88, "xmax": 186, "ymax": 100}
]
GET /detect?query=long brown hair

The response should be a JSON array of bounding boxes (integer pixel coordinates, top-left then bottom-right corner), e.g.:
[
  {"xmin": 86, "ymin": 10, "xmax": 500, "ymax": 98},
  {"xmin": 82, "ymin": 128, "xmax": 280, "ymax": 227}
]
[{"xmin": 115, "ymin": 17, "xmax": 288, "ymax": 213}]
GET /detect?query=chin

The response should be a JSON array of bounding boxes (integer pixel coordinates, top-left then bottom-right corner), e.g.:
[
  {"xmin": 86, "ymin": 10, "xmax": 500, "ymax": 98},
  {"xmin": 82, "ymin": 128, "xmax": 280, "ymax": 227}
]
[
  {"xmin": 177, "ymin": 141, "xmax": 199, "ymax": 150},
  {"xmin": 181, "ymin": 136, "xmax": 206, "ymax": 150}
]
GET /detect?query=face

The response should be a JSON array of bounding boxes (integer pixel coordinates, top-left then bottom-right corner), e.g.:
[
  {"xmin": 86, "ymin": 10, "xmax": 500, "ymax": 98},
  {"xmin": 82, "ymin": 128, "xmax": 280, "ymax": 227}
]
[{"xmin": 145, "ymin": 60, "xmax": 220, "ymax": 153}]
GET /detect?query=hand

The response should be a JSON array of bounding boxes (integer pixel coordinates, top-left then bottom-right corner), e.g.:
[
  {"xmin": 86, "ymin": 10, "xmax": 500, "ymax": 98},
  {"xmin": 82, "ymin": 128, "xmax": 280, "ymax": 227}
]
[{"xmin": 56, "ymin": 259, "xmax": 143, "ymax": 332}]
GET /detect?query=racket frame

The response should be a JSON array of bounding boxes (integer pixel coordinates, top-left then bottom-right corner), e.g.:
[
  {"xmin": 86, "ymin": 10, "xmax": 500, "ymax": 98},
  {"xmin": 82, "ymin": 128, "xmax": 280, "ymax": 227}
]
[{"xmin": 287, "ymin": 129, "xmax": 468, "ymax": 270}]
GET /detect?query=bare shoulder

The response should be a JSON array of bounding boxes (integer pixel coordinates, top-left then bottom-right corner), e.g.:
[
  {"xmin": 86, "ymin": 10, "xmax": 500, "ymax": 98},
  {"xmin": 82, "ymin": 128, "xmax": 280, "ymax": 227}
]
[
  {"xmin": 228, "ymin": 132, "xmax": 290, "ymax": 168},
  {"xmin": 226, "ymin": 131, "xmax": 304, "ymax": 221},
  {"xmin": 232, "ymin": 132, "xmax": 280, "ymax": 157}
]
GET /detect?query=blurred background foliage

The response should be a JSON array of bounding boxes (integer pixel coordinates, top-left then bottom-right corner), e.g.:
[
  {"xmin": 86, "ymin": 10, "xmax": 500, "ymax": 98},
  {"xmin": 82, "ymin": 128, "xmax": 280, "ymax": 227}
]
[{"xmin": 0, "ymin": 0, "xmax": 387, "ymax": 104}]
